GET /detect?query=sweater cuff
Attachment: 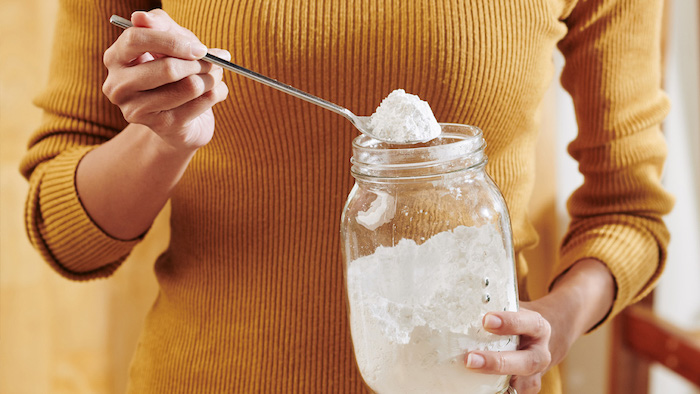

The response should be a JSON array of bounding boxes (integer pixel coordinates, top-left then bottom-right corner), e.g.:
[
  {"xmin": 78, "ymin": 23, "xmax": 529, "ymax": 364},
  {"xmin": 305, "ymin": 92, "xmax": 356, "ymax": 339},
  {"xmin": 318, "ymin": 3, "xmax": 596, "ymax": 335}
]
[
  {"xmin": 31, "ymin": 146, "xmax": 141, "ymax": 280},
  {"xmin": 549, "ymin": 218, "xmax": 663, "ymax": 331}
]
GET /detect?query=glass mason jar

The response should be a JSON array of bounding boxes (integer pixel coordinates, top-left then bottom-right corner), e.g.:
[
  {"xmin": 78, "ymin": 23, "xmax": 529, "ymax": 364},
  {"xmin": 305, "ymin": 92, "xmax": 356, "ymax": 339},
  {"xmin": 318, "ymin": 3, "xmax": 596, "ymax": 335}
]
[{"xmin": 341, "ymin": 124, "xmax": 519, "ymax": 394}]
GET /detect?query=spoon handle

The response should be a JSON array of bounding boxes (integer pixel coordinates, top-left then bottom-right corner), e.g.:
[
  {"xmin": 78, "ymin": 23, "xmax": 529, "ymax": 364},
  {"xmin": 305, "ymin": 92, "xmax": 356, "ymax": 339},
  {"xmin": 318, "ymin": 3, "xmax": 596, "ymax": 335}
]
[{"xmin": 109, "ymin": 15, "xmax": 355, "ymax": 121}]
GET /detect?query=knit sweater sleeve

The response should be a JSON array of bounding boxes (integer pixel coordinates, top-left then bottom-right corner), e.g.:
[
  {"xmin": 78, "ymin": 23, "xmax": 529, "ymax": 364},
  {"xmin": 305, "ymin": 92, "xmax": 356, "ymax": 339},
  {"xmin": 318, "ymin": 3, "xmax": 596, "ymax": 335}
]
[
  {"xmin": 20, "ymin": 0, "xmax": 161, "ymax": 280},
  {"xmin": 551, "ymin": 0, "xmax": 675, "ymax": 326}
]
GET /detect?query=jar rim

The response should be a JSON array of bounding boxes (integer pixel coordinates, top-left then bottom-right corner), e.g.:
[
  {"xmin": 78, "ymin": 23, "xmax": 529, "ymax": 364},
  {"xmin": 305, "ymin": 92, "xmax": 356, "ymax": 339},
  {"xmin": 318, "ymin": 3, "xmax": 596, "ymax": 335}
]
[{"xmin": 350, "ymin": 124, "xmax": 486, "ymax": 174}]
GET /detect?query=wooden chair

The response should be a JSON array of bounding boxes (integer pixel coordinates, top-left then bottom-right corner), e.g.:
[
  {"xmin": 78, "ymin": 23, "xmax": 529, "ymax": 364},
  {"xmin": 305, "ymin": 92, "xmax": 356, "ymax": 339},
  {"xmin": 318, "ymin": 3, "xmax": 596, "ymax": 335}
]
[{"xmin": 609, "ymin": 295, "xmax": 700, "ymax": 393}]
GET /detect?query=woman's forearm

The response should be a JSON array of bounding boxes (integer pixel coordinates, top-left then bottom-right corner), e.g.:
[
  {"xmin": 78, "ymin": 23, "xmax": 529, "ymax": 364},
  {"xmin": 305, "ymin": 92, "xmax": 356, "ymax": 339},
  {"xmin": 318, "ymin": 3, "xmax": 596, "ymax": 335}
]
[
  {"xmin": 465, "ymin": 257, "xmax": 617, "ymax": 391},
  {"xmin": 75, "ymin": 10, "xmax": 229, "ymax": 241},
  {"xmin": 76, "ymin": 123, "xmax": 197, "ymax": 240},
  {"xmin": 550, "ymin": 258, "xmax": 616, "ymax": 336},
  {"xmin": 540, "ymin": 258, "xmax": 616, "ymax": 366}
]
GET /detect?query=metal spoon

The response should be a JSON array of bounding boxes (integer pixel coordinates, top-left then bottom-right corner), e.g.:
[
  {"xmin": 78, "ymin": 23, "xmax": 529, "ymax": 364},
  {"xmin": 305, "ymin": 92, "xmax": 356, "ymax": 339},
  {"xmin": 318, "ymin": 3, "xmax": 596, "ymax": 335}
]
[{"xmin": 110, "ymin": 15, "xmax": 401, "ymax": 142}]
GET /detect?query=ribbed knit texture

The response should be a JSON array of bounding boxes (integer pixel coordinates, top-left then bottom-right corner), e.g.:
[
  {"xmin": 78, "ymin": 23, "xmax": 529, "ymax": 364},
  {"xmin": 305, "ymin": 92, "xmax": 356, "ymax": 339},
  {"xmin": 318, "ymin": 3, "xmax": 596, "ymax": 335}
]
[{"xmin": 20, "ymin": 0, "xmax": 673, "ymax": 393}]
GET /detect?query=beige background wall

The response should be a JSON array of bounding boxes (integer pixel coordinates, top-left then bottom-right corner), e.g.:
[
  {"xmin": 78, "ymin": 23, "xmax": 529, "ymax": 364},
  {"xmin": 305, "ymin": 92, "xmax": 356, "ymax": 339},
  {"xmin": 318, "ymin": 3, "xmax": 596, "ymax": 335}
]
[{"xmin": 0, "ymin": 1, "xmax": 609, "ymax": 393}]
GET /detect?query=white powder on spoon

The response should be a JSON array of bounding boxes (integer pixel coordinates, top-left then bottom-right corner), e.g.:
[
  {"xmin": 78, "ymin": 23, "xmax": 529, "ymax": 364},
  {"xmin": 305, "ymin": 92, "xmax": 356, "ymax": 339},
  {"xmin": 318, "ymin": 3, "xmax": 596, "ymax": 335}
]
[{"xmin": 369, "ymin": 89, "xmax": 442, "ymax": 143}]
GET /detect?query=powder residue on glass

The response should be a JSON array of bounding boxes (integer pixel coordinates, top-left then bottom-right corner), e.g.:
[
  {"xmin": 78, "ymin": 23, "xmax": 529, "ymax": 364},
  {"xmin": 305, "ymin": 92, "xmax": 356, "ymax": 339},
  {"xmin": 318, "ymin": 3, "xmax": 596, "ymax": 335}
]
[{"xmin": 369, "ymin": 89, "xmax": 442, "ymax": 143}]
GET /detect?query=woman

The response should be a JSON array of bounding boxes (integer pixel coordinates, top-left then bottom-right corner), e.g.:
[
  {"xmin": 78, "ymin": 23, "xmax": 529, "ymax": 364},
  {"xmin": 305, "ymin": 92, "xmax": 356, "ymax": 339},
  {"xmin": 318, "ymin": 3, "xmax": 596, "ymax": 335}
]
[{"xmin": 21, "ymin": 1, "xmax": 674, "ymax": 392}]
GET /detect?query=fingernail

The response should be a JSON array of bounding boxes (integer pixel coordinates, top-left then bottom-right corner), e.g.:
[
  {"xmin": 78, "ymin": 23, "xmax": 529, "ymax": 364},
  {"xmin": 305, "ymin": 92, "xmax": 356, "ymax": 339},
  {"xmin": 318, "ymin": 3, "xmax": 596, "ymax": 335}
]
[
  {"xmin": 221, "ymin": 50, "xmax": 232, "ymax": 61},
  {"xmin": 484, "ymin": 314, "xmax": 503, "ymax": 329},
  {"xmin": 191, "ymin": 43, "xmax": 208, "ymax": 58},
  {"xmin": 466, "ymin": 353, "xmax": 485, "ymax": 369}
]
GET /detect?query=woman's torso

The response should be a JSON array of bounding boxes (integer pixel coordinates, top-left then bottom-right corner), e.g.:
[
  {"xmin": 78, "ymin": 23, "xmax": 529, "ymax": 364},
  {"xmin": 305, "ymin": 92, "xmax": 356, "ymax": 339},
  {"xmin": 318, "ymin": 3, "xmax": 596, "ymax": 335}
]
[{"xmin": 127, "ymin": 1, "xmax": 571, "ymax": 392}]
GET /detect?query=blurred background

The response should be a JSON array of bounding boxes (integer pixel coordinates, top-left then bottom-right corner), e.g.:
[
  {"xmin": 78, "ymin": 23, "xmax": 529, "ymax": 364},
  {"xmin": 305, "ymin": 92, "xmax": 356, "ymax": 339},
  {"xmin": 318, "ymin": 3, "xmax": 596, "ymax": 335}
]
[{"xmin": 1, "ymin": 0, "xmax": 698, "ymax": 393}]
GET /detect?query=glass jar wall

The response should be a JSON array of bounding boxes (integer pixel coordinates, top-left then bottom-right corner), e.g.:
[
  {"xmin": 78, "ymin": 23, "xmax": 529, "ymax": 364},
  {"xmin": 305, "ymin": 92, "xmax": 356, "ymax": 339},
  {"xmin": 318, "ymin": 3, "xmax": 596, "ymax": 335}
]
[{"xmin": 341, "ymin": 124, "xmax": 519, "ymax": 394}]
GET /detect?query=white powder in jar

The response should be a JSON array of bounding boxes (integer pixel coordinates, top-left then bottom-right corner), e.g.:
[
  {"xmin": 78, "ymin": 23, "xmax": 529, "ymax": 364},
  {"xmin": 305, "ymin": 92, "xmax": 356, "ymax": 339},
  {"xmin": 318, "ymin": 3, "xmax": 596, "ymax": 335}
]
[
  {"xmin": 346, "ymin": 224, "xmax": 518, "ymax": 394},
  {"xmin": 369, "ymin": 89, "xmax": 442, "ymax": 143}
]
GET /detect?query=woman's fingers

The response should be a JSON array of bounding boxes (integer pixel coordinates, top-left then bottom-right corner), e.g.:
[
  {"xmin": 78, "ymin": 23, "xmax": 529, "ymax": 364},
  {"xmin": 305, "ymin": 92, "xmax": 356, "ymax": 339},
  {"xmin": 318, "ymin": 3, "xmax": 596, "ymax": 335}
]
[
  {"xmin": 105, "ymin": 10, "xmax": 208, "ymax": 66},
  {"xmin": 104, "ymin": 27, "xmax": 207, "ymax": 66},
  {"xmin": 464, "ymin": 308, "xmax": 552, "ymax": 381},
  {"xmin": 119, "ymin": 64, "xmax": 225, "ymax": 121},
  {"xmin": 510, "ymin": 374, "xmax": 543, "ymax": 394},
  {"xmin": 131, "ymin": 10, "xmax": 170, "ymax": 31},
  {"xmin": 482, "ymin": 309, "xmax": 551, "ymax": 339},
  {"xmin": 137, "ymin": 81, "xmax": 228, "ymax": 149},
  {"xmin": 155, "ymin": 81, "xmax": 229, "ymax": 138},
  {"xmin": 106, "ymin": 48, "xmax": 229, "ymax": 121},
  {"xmin": 465, "ymin": 345, "xmax": 551, "ymax": 376},
  {"xmin": 119, "ymin": 73, "xmax": 214, "ymax": 121},
  {"xmin": 132, "ymin": 9, "xmax": 200, "ymax": 41},
  {"xmin": 105, "ymin": 47, "xmax": 229, "ymax": 103},
  {"xmin": 104, "ymin": 57, "xmax": 214, "ymax": 102}
]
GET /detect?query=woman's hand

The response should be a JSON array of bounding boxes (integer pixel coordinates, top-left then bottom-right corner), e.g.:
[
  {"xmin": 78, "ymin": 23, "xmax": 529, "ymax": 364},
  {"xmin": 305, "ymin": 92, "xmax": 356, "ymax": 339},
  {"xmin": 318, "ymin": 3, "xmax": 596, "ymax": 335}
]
[
  {"xmin": 74, "ymin": 9, "xmax": 230, "ymax": 240},
  {"xmin": 102, "ymin": 9, "xmax": 229, "ymax": 151},
  {"xmin": 465, "ymin": 259, "xmax": 616, "ymax": 393},
  {"xmin": 465, "ymin": 302, "xmax": 562, "ymax": 393}
]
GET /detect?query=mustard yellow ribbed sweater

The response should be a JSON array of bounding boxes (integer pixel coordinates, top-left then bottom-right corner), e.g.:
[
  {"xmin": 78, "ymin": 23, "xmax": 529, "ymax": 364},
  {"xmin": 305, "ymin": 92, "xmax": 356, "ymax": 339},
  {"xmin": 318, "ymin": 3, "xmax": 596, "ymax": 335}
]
[{"xmin": 21, "ymin": 0, "xmax": 673, "ymax": 392}]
